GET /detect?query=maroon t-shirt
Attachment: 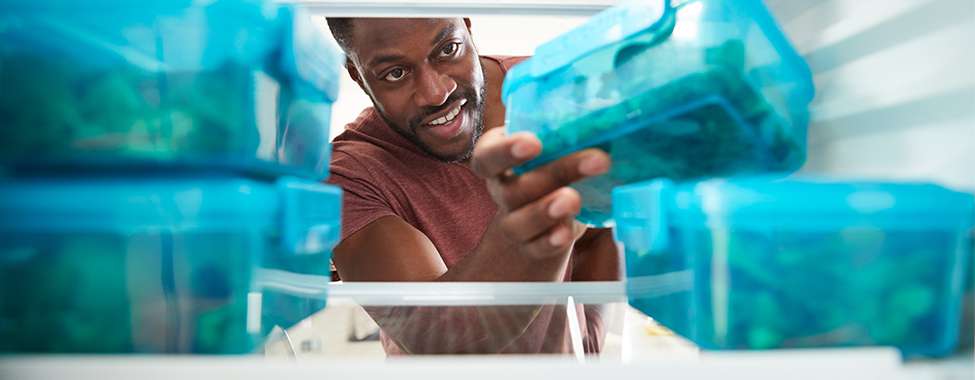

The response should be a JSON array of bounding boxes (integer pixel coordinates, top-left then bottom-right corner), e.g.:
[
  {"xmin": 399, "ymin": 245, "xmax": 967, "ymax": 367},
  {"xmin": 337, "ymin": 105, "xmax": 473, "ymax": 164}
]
[
  {"xmin": 328, "ymin": 55, "xmax": 528, "ymax": 265},
  {"xmin": 326, "ymin": 56, "xmax": 602, "ymax": 355},
  {"xmin": 327, "ymin": 104, "xmax": 496, "ymax": 268}
]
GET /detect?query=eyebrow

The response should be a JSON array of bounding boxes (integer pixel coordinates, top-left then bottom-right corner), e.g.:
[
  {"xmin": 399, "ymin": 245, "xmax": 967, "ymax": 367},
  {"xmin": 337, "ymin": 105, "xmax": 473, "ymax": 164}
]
[
  {"xmin": 431, "ymin": 23, "xmax": 457, "ymax": 47},
  {"xmin": 366, "ymin": 23, "xmax": 458, "ymax": 68},
  {"xmin": 368, "ymin": 53, "xmax": 406, "ymax": 68}
]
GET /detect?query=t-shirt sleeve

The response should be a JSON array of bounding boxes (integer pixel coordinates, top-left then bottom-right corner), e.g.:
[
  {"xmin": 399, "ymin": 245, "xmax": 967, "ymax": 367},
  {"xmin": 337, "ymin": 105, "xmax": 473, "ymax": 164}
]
[{"xmin": 326, "ymin": 149, "xmax": 397, "ymax": 241}]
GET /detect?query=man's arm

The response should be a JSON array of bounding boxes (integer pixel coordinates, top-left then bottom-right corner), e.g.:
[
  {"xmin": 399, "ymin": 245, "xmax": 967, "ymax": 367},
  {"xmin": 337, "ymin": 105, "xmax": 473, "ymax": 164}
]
[
  {"xmin": 333, "ymin": 130, "xmax": 610, "ymax": 284},
  {"xmin": 332, "ymin": 131, "xmax": 611, "ymax": 354},
  {"xmin": 570, "ymin": 227, "xmax": 623, "ymax": 352},
  {"xmin": 571, "ymin": 227, "xmax": 623, "ymax": 282}
]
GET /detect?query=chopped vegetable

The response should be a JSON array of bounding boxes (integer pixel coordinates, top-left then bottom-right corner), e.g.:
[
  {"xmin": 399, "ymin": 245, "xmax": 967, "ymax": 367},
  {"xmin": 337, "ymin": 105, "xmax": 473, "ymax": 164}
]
[
  {"xmin": 0, "ymin": 233, "xmax": 254, "ymax": 353},
  {"xmin": 626, "ymin": 230, "xmax": 956, "ymax": 353},
  {"xmin": 506, "ymin": 40, "xmax": 806, "ymax": 226}
]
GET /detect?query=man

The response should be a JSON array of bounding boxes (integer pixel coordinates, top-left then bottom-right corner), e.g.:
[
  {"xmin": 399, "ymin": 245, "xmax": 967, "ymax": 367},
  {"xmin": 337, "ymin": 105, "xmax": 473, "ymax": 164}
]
[{"xmin": 325, "ymin": 17, "xmax": 622, "ymax": 355}]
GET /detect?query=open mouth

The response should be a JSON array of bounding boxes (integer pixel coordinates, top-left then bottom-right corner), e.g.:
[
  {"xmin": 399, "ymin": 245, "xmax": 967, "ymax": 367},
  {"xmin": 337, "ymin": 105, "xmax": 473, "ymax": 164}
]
[
  {"xmin": 422, "ymin": 98, "xmax": 468, "ymax": 138},
  {"xmin": 427, "ymin": 102, "xmax": 463, "ymax": 126}
]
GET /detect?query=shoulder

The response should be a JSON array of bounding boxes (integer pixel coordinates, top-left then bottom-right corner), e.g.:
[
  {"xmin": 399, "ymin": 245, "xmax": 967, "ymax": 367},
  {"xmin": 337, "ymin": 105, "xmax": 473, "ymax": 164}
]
[
  {"xmin": 480, "ymin": 55, "xmax": 530, "ymax": 128},
  {"xmin": 331, "ymin": 107, "xmax": 385, "ymax": 145},
  {"xmin": 330, "ymin": 107, "xmax": 398, "ymax": 161},
  {"xmin": 328, "ymin": 108, "xmax": 390, "ymax": 182},
  {"xmin": 328, "ymin": 107, "xmax": 430, "ymax": 189},
  {"xmin": 481, "ymin": 55, "xmax": 530, "ymax": 74}
]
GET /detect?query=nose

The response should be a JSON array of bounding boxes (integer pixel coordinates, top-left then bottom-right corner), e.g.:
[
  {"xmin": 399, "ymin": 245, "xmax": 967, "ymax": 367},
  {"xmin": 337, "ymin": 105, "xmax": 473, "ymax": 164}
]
[{"xmin": 414, "ymin": 65, "xmax": 456, "ymax": 108}]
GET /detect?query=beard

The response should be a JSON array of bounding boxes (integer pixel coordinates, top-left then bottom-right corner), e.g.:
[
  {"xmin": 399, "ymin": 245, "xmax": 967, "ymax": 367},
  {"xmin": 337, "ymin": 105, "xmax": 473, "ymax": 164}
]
[{"xmin": 373, "ymin": 64, "xmax": 489, "ymax": 163}]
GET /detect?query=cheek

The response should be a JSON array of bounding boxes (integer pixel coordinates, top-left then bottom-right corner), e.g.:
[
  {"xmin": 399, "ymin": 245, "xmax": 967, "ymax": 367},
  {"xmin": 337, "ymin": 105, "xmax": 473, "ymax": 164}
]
[
  {"xmin": 453, "ymin": 58, "xmax": 484, "ymax": 93},
  {"xmin": 367, "ymin": 85, "xmax": 410, "ymax": 120}
]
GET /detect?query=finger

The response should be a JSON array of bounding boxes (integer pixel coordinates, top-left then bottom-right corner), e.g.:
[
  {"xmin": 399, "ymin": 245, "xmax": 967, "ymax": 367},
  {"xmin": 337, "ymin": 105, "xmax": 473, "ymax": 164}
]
[
  {"xmin": 569, "ymin": 219, "xmax": 588, "ymax": 242},
  {"xmin": 498, "ymin": 148, "xmax": 610, "ymax": 210},
  {"xmin": 501, "ymin": 187, "xmax": 581, "ymax": 242},
  {"xmin": 520, "ymin": 219, "xmax": 579, "ymax": 260},
  {"xmin": 469, "ymin": 130, "xmax": 541, "ymax": 180}
]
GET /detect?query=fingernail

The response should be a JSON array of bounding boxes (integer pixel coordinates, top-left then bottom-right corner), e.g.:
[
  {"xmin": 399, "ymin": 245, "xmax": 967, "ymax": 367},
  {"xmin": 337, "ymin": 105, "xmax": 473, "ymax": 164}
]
[
  {"xmin": 578, "ymin": 154, "xmax": 609, "ymax": 176},
  {"xmin": 548, "ymin": 194, "xmax": 573, "ymax": 218},
  {"xmin": 511, "ymin": 140, "xmax": 535, "ymax": 160},
  {"xmin": 549, "ymin": 227, "xmax": 570, "ymax": 247}
]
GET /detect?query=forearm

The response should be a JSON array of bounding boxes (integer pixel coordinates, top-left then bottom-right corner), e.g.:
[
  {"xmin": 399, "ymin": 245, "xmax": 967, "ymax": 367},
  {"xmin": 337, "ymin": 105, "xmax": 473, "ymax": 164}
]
[
  {"xmin": 363, "ymin": 304, "xmax": 550, "ymax": 354},
  {"xmin": 571, "ymin": 227, "xmax": 623, "ymax": 282},
  {"xmin": 371, "ymin": 217, "xmax": 577, "ymax": 353},
  {"xmin": 434, "ymin": 211, "xmax": 578, "ymax": 283},
  {"xmin": 361, "ymin": 237, "xmax": 574, "ymax": 354},
  {"xmin": 581, "ymin": 304, "xmax": 609, "ymax": 354},
  {"xmin": 572, "ymin": 229, "xmax": 619, "ymax": 353}
]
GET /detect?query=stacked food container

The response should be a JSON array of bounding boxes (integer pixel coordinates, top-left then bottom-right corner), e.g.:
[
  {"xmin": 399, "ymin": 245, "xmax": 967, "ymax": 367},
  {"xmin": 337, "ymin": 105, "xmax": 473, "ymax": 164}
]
[
  {"xmin": 503, "ymin": 0, "xmax": 974, "ymax": 358},
  {"xmin": 613, "ymin": 177, "xmax": 973, "ymax": 358},
  {"xmin": 503, "ymin": 0, "xmax": 813, "ymax": 226},
  {"xmin": 0, "ymin": 0, "xmax": 343, "ymax": 354}
]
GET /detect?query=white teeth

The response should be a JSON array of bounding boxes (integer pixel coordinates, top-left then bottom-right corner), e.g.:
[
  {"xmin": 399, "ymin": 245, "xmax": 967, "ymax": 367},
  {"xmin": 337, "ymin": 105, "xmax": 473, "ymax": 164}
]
[{"xmin": 427, "ymin": 104, "xmax": 462, "ymax": 126}]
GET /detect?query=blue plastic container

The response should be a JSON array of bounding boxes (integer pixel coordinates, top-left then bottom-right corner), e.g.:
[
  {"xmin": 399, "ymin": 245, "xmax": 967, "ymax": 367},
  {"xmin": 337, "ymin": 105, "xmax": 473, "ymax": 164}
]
[
  {"xmin": 0, "ymin": 176, "xmax": 341, "ymax": 354},
  {"xmin": 613, "ymin": 176, "xmax": 974, "ymax": 358},
  {"xmin": 503, "ymin": 0, "xmax": 813, "ymax": 226},
  {"xmin": 0, "ymin": 0, "xmax": 343, "ymax": 180}
]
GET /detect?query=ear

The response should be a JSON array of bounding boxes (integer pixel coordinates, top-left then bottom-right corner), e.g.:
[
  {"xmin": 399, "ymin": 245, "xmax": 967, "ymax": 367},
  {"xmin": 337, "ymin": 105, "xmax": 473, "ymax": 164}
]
[
  {"xmin": 463, "ymin": 18, "xmax": 472, "ymax": 35},
  {"xmin": 346, "ymin": 57, "xmax": 365, "ymax": 91}
]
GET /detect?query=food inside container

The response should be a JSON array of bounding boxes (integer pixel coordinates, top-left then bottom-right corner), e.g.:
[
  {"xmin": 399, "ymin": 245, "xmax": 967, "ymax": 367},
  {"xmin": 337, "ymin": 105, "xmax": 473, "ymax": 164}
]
[
  {"xmin": 0, "ymin": 176, "xmax": 342, "ymax": 353},
  {"xmin": 504, "ymin": 0, "xmax": 813, "ymax": 226},
  {"xmin": 0, "ymin": 0, "xmax": 343, "ymax": 179},
  {"xmin": 614, "ymin": 176, "xmax": 974, "ymax": 358}
]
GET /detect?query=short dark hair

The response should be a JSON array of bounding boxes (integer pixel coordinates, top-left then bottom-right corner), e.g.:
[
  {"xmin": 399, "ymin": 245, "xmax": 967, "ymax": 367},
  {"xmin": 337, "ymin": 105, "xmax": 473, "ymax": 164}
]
[{"xmin": 325, "ymin": 18, "xmax": 355, "ymax": 54}]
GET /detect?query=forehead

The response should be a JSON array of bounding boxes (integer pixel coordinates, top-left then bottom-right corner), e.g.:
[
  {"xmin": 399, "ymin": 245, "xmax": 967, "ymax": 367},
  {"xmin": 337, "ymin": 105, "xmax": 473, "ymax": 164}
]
[{"xmin": 349, "ymin": 18, "xmax": 466, "ymax": 66}]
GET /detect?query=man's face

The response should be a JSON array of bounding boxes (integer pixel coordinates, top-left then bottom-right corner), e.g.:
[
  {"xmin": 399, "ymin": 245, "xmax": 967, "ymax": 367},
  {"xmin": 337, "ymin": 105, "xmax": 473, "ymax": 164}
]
[{"xmin": 346, "ymin": 18, "xmax": 487, "ymax": 163}]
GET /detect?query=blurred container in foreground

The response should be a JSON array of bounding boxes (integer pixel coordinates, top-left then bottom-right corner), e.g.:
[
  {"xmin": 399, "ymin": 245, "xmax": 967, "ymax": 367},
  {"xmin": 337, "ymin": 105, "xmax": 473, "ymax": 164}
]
[
  {"xmin": 0, "ymin": 0, "xmax": 343, "ymax": 180},
  {"xmin": 503, "ymin": 0, "xmax": 813, "ymax": 226},
  {"xmin": 0, "ymin": 176, "xmax": 341, "ymax": 353},
  {"xmin": 613, "ymin": 176, "xmax": 974, "ymax": 358}
]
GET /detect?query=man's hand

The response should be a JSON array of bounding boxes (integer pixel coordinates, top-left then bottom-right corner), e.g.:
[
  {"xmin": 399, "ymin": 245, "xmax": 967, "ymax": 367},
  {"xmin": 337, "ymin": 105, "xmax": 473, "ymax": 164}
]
[
  {"xmin": 458, "ymin": 128, "xmax": 611, "ymax": 280},
  {"xmin": 336, "ymin": 127, "xmax": 616, "ymax": 353}
]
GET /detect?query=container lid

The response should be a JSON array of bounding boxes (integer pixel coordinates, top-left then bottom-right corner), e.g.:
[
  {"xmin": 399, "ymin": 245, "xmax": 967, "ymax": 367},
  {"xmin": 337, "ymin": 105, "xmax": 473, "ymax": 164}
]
[
  {"xmin": 613, "ymin": 175, "xmax": 975, "ymax": 251},
  {"xmin": 501, "ymin": 0, "xmax": 814, "ymax": 107},
  {"xmin": 279, "ymin": 178, "xmax": 342, "ymax": 254},
  {"xmin": 275, "ymin": 4, "xmax": 344, "ymax": 101},
  {"xmin": 1, "ymin": 0, "xmax": 194, "ymax": 9},
  {"xmin": 1, "ymin": 0, "xmax": 280, "ymax": 72},
  {"xmin": 0, "ymin": 176, "xmax": 280, "ymax": 233},
  {"xmin": 501, "ymin": 0, "xmax": 671, "ymax": 101},
  {"xmin": 675, "ymin": 175, "xmax": 975, "ymax": 222}
]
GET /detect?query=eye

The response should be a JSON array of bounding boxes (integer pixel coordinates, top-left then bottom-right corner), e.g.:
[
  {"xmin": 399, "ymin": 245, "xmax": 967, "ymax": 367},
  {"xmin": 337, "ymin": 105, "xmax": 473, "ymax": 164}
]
[
  {"xmin": 383, "ymin": 68, "xmax": 407, "ymax": 82},
  {"xmin": 439, "ymin": 43, "xmax": 460, "ymax": 58}
]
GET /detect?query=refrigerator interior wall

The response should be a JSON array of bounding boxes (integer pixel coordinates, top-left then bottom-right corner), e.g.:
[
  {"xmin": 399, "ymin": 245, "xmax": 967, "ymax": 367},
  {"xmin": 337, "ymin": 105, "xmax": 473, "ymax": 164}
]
[{"xmin": 770, "ymin": 0, "xmax": 975, "ymax": 193}]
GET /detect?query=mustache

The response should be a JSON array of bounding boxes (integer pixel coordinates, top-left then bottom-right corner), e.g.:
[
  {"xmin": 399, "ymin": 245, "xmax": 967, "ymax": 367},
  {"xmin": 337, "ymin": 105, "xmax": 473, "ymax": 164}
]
[{"xmin": 408, "ymin": 89, "xmax": 477, "ymax": 130}]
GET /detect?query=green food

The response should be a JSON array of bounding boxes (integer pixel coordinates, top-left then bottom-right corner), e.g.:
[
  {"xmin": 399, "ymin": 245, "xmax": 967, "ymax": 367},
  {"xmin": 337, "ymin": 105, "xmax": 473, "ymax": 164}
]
[
  {"xmin": 0, "ymin": 233, "xmax": 254, "ymax": 354},
  {"xmin": 0, "ymin": 52, "xmax": 259, "ymax": 164},
  {"xmin": 625, "ymin": 230, "xmax": 959, "ymax": 356},
  {"xmin": 507, "ymin": 40, "xmax": 806, "ymax": 226},
  {"xmin": 0, "ymin": 236, "xmax": 132, "ymax": 353}
]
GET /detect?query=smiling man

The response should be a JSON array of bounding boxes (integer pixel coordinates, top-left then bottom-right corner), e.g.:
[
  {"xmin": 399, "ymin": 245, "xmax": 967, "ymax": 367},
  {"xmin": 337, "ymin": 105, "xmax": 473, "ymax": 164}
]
[{"xmin": 324, "ymin": 17, "xmax": 622, "ymax": 355}]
